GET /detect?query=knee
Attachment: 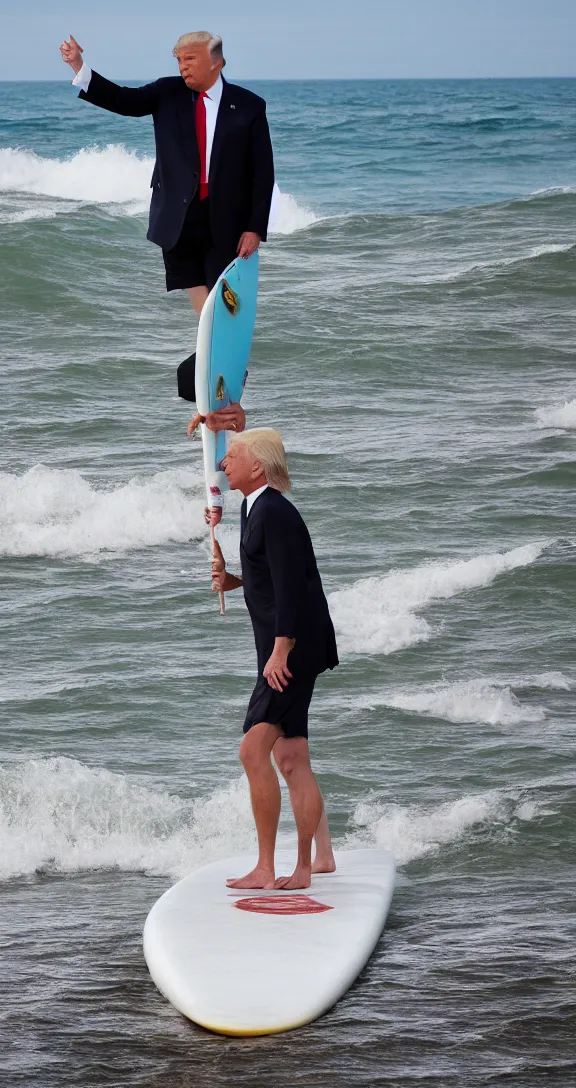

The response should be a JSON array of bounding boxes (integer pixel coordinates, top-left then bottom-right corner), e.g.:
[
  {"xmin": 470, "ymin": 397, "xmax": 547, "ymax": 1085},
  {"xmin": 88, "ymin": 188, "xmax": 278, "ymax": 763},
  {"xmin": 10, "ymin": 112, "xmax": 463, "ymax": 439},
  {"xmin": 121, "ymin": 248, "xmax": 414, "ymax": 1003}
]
[
  {"xmin": 239, "ymin": 734, "xmax": 253, "ymax": 769},
  {"xmin": 239, "ymin": 731, "xmax": 267, "ymax": 772},
  {"xmin": 274, "ymin": 749, "xmax": 299, "ymax": 780}
]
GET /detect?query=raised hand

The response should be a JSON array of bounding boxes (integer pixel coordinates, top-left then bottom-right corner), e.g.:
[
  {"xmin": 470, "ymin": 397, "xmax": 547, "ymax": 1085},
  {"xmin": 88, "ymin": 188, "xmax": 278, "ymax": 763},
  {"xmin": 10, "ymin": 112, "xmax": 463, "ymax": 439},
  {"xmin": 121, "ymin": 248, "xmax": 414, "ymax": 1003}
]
[{"xmin": 59, "ymin": 35, "xmax": 84, "ymax": 74}]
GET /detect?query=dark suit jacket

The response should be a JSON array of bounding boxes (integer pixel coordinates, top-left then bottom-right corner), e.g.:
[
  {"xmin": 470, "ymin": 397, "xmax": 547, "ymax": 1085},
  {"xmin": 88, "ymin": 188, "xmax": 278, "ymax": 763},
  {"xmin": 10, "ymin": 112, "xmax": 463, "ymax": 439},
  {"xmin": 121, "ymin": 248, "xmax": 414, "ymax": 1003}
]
[
  {"xmin": 79, "ymin": 73, "xmax": 275, "ymax": 251},
  {"xmin": 240, "ymin": 488, "xmax": 339, "ymax": 679}
]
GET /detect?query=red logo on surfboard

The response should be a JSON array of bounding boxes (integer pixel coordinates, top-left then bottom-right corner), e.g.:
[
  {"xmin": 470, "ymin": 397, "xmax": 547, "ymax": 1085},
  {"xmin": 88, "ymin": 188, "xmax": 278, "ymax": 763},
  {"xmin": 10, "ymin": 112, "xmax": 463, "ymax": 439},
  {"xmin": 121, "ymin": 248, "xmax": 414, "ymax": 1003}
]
[{"xmin": 232, "ymin": 895, "xmax": 333, "ymax": 915}]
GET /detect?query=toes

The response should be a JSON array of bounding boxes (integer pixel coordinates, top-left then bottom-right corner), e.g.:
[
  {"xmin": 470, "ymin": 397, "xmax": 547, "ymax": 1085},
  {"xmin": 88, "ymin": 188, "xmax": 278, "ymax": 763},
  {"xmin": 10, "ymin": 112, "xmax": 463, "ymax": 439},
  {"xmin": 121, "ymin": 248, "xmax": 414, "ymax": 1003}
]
[{"xmin": 226, "ymin": 873, "xmax": 275, "ymax": 890}]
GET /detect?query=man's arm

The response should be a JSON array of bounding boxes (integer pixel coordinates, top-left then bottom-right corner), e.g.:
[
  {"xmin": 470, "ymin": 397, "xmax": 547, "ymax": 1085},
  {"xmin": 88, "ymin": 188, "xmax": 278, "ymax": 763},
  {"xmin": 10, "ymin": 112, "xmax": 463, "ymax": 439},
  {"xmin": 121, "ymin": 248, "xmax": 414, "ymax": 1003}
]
[
  {"xmin": 211, "ymin": 552, "xmax": 243, "ymax": 593},
  {"xmin": 246, "ymin": 106, "xmax": 275, "ymax": 241},
  {"xmin": 258, "ymin": 507, "xmax": 308, "ymax": 690},
  {"xmin": 80, "ymin": 70, "xmax": 161, "ymax": 118},
  {"xmin": 212, "ymin": 534, "xmax": 241, "ymax": 592},
  {"xmin": 60, "ymin": 35, "xmax": 160, "ymax": 117},
  {"xmin": 264, "ymin": 507, "xmax": 307, "ymax": 641}
]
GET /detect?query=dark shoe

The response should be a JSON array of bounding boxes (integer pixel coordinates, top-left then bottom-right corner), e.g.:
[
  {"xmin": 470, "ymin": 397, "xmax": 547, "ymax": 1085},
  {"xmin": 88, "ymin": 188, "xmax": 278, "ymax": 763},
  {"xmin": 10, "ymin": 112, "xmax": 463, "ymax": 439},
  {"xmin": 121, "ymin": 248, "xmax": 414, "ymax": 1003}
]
[{"xmin": 177, "ymin": 352, "xmax": 196, "ymax": 402}]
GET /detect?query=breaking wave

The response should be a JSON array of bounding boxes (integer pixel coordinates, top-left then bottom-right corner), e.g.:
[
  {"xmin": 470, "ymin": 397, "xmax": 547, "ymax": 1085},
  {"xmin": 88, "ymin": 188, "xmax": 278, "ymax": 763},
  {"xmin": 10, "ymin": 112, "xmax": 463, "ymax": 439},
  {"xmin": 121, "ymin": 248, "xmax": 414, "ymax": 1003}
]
[
  {"xmin": 534, "ymin": 398, "xmax": 576, "ymax": 430},
  {"xmin": 0, "ymin": 756, "xmax": 548, "ymax": 881},
  {"xmin": 0, "ymin": 145, "xmax": 318, "ymax": 232},
  {"xmin": 0, "ymin": 757, "xmax": 255, "ymax": 882},
  {"xmin": 347, "ymin": 789, "xmax": 544, "ymax": 864},
  {"xmin": 0, "ymin": 464, "xmax": 207, "ymax": 559},
  {"xmin": 328, "ymin": 541, "xmax": 550, "ymax": 655},
  {"xmin": 357, "ymin": 672, "xmax": 571, "ymax": 726}
]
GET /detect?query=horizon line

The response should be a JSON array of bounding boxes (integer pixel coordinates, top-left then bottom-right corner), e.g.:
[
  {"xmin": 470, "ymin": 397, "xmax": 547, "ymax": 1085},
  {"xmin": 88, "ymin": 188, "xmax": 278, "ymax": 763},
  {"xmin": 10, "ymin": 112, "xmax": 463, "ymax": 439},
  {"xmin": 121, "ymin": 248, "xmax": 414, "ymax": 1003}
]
[{"xmin": 2, "ymin": 74, "xmax": 576, "ymax": 84}]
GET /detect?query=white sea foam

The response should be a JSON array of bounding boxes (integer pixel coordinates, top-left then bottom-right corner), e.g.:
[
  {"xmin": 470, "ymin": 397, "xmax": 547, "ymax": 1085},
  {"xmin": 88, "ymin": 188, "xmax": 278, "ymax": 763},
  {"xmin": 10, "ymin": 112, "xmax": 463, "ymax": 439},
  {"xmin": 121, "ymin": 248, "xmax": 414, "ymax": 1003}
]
[
  {"xmin": 356, "ymin": 671, "xmax": 570, "ymax": 726},
  {"xmin": 0, "ymin": 145, "xmax": 150, "ymax": 213},
  {"xmin": 347, "ymin": 789, "xmax": 542, "ymax": 864},
  {"xmin": 0, "ymin": 757, "xmax": 256, "ymax": 881},
  {"xmin": 516, "ymin": 671, "xmax": 572, "ymax": 691},
  {"xmin": 0, "ymin": 756, "xmax": 543, "ymax": 880},
  {"xmin": 366, "ymin": 680, "xmax": 544, "ymax": 726},
  {"xmin": 531, "ymin": 185, "xmax": 576, "ymax": 198},
  {"xmin": 0, "ymin": 464, "xmax": 206, "ymax": 559},
  {"xmin": 269, "ymin": 185, "xmax": 318, "ymax": 233},
  {"xmin": 0, "ymin": 145, "xmax": 316, "ymax": 233},
  {"xmin": 534, "ymin": 398, "xmax": 576, "ymax": 430},
  {"xmin": 329, "ymin": 540, "xmax": 549, "ymax": 655}
]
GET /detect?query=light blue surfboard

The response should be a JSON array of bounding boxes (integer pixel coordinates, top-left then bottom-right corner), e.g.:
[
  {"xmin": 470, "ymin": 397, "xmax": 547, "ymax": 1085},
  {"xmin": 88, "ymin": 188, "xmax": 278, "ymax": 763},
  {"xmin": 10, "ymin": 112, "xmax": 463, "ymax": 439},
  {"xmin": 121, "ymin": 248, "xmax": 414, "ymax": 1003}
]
[{"xmin": 195, "ymin": 252, "xmax": 259, "ymax": 507}]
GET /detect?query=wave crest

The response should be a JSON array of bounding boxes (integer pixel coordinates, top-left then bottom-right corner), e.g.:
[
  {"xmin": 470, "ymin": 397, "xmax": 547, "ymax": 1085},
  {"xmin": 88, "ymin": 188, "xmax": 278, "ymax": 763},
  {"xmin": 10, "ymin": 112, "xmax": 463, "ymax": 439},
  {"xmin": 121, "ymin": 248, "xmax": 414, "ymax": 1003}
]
[
  {"xmin": 0, "ymin": 757, "xmax": 255, "ymax": 881},
  {"xmin": 328, "ymin": 541, "xmax": 550, "ymax": 655},
  {"xmin": 362, "ymin": 676, "xmax": 570, "ymax": 726},
  {"xmin": 534, "ymin": 398, "xmax": 576, "ymax": 430},
  {"xmin": 0, "ymin": 756, "xmax": 546, "ymax": 880},
  {"xmin": 0, "ymin": 464, "xmax": 206, "ymax": 559},
  {"xmin": 347, "ymin": 790, "xmax": 543, "ymax": 864},
  {"xmin": 0, "ymin": 145, "xmax": 317, "ymax": 233}
]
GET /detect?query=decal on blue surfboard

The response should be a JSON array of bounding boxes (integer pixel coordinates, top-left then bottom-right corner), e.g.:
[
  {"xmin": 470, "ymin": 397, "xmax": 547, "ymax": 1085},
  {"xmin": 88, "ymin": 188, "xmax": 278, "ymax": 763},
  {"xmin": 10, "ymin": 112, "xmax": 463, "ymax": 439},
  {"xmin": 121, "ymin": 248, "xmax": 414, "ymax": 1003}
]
[{"xmin": 221, "ymin": 280, "xmax": 240, "ymax": 316}]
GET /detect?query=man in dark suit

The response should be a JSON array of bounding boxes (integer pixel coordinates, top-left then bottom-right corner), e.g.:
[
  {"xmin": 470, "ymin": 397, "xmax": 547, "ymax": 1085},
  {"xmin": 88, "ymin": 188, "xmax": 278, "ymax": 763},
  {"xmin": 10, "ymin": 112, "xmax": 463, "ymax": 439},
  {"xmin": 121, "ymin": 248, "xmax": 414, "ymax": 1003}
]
[
  {"xmin": 211, "ymin": 429, "xmax": 339, "ymax": 890},
  {"xmin": 59, "ymin": 31, "xmax": 275, "ymax": 432}
]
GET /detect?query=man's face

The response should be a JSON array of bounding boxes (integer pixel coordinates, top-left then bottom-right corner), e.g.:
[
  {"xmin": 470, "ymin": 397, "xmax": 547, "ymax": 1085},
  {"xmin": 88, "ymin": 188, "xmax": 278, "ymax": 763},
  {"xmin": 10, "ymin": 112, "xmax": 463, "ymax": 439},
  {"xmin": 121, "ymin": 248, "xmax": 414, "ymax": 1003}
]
[
  {"xmin": 176, "ymin": 43, "xmax": 219, "ymax": 91},
  {"xmin": 221, "ymin": 443, "xmax": 259, "ymax": 492}
]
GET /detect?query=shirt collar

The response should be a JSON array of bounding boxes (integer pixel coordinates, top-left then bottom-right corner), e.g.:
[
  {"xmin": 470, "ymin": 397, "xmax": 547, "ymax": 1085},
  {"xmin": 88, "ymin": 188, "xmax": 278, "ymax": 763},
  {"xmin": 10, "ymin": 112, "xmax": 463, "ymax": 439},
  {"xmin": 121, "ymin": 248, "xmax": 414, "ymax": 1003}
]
[
  {"xmin": 204, "ymin": 74, "xmax": 223, "ymax": 105},
  {"xmin": 246, "ymin": 484, "xmax": 268, "ymax": 516}
]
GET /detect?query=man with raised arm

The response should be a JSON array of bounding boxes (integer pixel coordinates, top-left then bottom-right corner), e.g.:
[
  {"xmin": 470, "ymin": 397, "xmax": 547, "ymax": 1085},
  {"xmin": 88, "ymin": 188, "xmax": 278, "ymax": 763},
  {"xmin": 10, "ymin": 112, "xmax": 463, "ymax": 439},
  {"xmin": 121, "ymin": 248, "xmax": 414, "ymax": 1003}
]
[
  {"xmin": 211, "ymin": 428, "xmax": 339, "ymax": 890},
  {"xmin": 59, "ymin": 31, "xmax": 275, "ymax": 435}
]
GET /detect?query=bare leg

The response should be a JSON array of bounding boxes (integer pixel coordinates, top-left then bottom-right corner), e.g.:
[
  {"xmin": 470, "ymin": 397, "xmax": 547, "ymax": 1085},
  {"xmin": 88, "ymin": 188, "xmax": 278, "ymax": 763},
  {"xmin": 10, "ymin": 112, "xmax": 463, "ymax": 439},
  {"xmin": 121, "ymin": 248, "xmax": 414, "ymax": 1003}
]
[
  {"xmin": 312, "ymin": 802, "xmax": 337, "ymax": 874},
  {"xmin": 227, "ymin": 722, "xmax": 283, "ymax": 890},
  {"xmin": 273, "ymin": 737, "xmax": 323, "ymax": 890},
  {"xmin": 187, "ymin": 285, "xmax": 209, "ymax": 317}
]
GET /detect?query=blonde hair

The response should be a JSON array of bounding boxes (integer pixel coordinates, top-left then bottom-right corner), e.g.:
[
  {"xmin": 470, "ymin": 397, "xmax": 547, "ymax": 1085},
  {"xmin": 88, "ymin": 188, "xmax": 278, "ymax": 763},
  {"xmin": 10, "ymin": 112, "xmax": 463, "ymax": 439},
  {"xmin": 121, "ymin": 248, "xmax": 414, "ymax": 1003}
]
[
  {"xmin": 173, "ymin": 31, "xmax": 226, "ymax": 67},
  {"xmin": 230, "ymin": 428, "xmax": 291, "ymax": 493}
]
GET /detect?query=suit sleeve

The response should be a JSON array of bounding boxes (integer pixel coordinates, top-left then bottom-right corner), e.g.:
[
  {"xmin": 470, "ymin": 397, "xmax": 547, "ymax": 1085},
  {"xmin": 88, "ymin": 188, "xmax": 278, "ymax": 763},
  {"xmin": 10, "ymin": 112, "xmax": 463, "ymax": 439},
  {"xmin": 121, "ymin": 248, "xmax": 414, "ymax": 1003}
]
[
  {"xmin": 246, "ymin": 106, "xmax": 275, "ymax": 241},
  {"xmin": 79, "ymin": 70, "xmax": 161, "ymax": 117},
  {"xmin": 264, "ymin": 507, "xmax": 308, "ymax": 639}
]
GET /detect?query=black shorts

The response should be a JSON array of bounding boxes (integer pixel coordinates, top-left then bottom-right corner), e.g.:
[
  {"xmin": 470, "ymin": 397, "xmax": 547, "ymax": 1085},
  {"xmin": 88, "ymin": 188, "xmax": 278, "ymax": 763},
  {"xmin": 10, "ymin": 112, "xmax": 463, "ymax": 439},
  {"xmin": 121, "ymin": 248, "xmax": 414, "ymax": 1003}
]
[
  {"xmin": 162, "ymin": 195, "xmax": 237, "ymax": 292},
  {"xmin": 243, "ymin": 674, "xmax": 317, "ymax": 740}
]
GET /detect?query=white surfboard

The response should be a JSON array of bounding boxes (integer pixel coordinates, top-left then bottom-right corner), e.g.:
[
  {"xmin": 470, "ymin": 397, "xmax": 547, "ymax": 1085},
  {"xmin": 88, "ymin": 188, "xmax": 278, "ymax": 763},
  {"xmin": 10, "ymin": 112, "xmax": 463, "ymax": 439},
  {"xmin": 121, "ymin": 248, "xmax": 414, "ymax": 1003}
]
[{"xmin": 143, "ymin": 848, "xmax": 395, "ymax": 1036}]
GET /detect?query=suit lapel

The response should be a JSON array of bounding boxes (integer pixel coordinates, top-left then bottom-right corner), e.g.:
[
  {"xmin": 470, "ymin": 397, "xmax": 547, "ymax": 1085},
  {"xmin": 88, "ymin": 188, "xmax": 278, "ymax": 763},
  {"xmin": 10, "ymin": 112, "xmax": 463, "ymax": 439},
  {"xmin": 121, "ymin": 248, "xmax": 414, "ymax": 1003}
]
[
  {"xmin": 241, "ymin": 488, "xmax": 272, "ymax": 547},
  {"xmin": 209, "ymin": 77, "xmax": 233, "ymax": 183},
  {"xmin": 175, "ymin": 80, "xmax": 200, "ymax": 170}
]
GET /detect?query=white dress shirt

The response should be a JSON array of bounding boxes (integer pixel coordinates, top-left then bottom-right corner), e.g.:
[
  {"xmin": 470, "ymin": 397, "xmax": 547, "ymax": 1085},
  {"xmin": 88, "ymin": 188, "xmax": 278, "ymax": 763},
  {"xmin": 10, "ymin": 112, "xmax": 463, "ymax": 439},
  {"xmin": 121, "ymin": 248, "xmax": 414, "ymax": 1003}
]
[
  {"xmin": 201, "ymin": 75, "xmax": 223, "ymax": 176},
  {"xmin": 246, "ymin": 484, "xmax": 268, "ymax": 517},
  {"xmin": 72, "ymin": 66, "xmax": 223, "ymax": 175}
]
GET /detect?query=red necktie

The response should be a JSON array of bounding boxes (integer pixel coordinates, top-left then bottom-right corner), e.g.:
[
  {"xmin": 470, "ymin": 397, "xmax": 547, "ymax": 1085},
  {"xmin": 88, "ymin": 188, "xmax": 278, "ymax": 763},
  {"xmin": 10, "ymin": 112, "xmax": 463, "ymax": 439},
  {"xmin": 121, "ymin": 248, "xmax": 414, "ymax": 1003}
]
[{"xmin": 195, "ymin": 91, "xmax": 209, "ymax": 200}]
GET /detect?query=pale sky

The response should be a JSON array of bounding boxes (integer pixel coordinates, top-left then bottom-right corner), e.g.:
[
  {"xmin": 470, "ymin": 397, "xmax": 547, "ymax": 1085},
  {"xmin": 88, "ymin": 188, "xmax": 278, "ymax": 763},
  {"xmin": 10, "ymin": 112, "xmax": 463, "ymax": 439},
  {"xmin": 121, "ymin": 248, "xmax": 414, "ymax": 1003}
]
[{"xmin": 1, "ymin": 0, "xmax": 575, "ymax": 81}]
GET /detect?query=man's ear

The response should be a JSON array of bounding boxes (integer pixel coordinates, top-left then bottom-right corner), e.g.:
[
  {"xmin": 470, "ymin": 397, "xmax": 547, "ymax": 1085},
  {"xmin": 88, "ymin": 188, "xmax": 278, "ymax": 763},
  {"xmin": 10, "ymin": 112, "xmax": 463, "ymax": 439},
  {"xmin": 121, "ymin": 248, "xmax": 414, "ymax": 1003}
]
[{"xmin": 252, "ymin": 459, "xmax": 264, "ymax": 479}]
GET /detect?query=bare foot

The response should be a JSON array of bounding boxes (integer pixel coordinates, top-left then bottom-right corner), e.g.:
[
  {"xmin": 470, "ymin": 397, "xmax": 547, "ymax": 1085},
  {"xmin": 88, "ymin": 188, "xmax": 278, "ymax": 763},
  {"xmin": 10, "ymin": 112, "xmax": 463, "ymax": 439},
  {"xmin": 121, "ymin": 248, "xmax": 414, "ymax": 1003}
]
[
  {"xmin": 312, "ymin": 855, "xmax": 337, "ymax": 874},
  {"xmin": 226, "ymin": 867, "xmax": 276, "ymax": 890},
  {"xmin": 274, "ymin": 867, "xmax": 312, "ymax": 890}
]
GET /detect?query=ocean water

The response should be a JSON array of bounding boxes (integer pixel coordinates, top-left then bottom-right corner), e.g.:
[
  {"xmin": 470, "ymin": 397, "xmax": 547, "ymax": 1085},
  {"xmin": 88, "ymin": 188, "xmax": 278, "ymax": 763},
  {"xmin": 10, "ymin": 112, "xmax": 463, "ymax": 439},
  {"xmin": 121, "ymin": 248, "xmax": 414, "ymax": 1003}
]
[{"xmin": 1, "ymin": 77, "xmax": 575, "ymax": 1086}]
